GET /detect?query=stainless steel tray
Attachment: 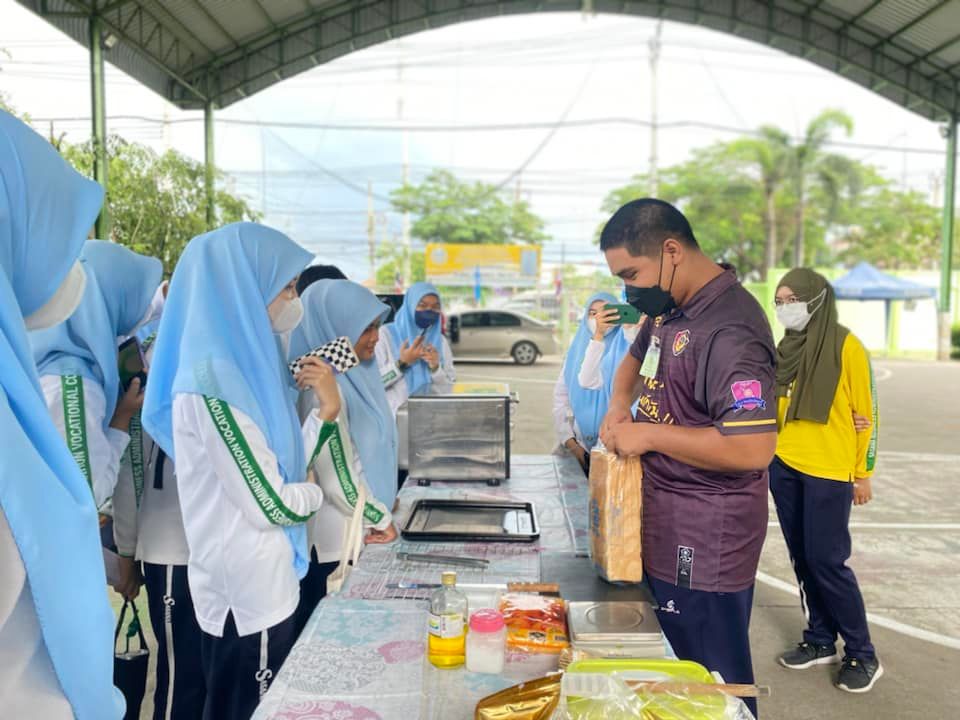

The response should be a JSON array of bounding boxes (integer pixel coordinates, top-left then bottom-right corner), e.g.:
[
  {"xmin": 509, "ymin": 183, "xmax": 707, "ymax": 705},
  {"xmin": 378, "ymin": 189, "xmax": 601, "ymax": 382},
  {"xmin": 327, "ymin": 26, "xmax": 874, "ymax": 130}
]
[{"xmin": 400, "ymin": 499, "xmax": 539, "ymax": 542}]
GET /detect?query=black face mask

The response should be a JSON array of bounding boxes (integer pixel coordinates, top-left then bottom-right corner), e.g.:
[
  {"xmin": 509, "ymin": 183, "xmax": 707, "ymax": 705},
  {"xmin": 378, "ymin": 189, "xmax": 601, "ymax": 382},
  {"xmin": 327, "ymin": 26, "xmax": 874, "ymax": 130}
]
[{"xmin": 625, "ymin": 252, "xmax": 678, "ymax": 318}]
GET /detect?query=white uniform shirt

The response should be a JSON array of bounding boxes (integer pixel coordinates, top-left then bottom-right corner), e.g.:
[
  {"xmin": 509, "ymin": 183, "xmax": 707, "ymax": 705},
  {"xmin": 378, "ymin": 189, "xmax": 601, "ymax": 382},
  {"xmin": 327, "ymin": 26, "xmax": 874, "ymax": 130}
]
[
  {"xmin": 577, "ymin": 339, "xmax": 607, "ymax": 390},
  {"xmin": 552, "ymin": 354, "xmax": 588, "ymax": 451},
  {"xmin": 297, "ymin": 387, "xmax": 392, "ymax": 564},
  {"xmin": 172, "ymin": 393, "xmax": 327, "ymax": 638},
  {"xmin": 112, "ymin": 422, "xmax": 190, "ymax": 566},
  {"xmin": 0, "ymin": 510, "xmax": 73, "ymax": 720},
  {"xmin": 375, "ymin": 333, "xmax": 456, "ymax": 417},
  {"xmin": 39, "ymin": 374, "xmax": 129, "ymax": 509}
]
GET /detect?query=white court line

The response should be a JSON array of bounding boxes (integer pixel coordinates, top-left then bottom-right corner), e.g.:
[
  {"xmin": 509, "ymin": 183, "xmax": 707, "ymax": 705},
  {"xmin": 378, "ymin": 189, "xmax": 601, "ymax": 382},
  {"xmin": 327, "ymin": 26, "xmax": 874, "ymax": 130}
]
[
  {"xmin": 755, "ymin": 570, "xmax": 960, "ymax": 651},
  {"xmin": 877, "ymin": 450, "xmax": 960, "ymax": 461},
  {"xmin": 874, "ymin": 366, "xmax": 893, "ymax": 382}
]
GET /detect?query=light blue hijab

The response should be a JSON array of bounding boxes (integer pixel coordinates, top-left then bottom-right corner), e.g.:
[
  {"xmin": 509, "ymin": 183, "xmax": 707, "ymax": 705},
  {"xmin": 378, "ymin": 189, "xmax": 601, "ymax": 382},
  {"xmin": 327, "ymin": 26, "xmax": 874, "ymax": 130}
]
[
  {"xmin": 385, "ymin": 281, "xmax": 444, "ymax": 395},
  {"xmin": 563, "ymin": 292, "xmax": 620, "ymax": 448},
  {"xmin": 0, "ymin": 110, "xmax": 124, "ymax": 718},
  {"xmin": 289, "ymin": 280, "xmax": 399, "ymax": 507},
  {"xmin": 142, "ymin": 222, "xmax": 313, "ymax": 577},
  {"xmin": 31, "ymin": 241, "xmax": 162, "ymax": 429}
]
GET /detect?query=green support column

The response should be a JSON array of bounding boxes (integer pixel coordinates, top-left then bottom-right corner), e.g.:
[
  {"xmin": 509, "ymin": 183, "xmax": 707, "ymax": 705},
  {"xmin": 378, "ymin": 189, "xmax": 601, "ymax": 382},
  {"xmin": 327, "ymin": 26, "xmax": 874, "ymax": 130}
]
[
  {"xmin": 204, "ymin": 100, "xmax": 216, "ymax": 230},
  {"xmin": 939, "ymin": 116, "xmax": 957, "ymax": 361},
  {"xmin": 89, "ymin": 13, "xmax": 109, "ymax": 238}
]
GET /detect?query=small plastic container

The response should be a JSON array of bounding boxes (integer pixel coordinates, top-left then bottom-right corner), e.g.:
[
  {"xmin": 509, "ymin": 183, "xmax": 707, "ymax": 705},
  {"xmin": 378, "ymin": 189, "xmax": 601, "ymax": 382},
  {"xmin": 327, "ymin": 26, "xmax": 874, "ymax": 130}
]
[{"xmin": 466, "ymin": 609, "xmax": 507, "ymax": 674}]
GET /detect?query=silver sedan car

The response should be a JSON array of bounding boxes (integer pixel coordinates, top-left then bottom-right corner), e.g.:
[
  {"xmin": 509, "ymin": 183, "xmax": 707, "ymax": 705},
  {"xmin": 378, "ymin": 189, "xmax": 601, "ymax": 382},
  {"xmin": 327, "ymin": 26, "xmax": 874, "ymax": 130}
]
[{"xmin": 446, "ymin": 310, "xmax": 558, "ymax": 365}]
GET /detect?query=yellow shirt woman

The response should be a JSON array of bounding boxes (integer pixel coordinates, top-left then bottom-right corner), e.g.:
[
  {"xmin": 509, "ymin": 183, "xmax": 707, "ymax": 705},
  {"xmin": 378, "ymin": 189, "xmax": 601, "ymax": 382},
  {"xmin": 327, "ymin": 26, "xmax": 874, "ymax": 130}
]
[
  {"xmin": 776, "ymin": 332, "xmax": 878, "ymax": 483},
  {"xmin": 769, "ymin": 268, "xmax": 882, "ymax": 694}
]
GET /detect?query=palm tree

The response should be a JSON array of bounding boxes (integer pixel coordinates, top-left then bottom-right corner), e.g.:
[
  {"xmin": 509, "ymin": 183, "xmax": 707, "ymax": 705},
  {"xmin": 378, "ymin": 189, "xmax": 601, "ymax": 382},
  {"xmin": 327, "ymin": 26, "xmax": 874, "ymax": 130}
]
[
  {"xmin": 732, "ymin": 126, "xmax": 792, "ymax": 280},
  {"xmin": 791, "ymin": 109, "xmax": 855, "ymax": 267}
]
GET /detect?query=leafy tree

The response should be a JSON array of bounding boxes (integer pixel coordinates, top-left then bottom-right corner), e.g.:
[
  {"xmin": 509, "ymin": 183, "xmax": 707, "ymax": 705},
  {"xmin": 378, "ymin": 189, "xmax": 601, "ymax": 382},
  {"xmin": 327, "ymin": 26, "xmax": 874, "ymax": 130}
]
[
  {"xmin": 601, "ymin": 143, "xmax": 769, "ymax": 279},
  {"xmin": 376, "ymin": 247, "xmax": 425, "ymax": 288},
  {"xmin": 63, "ymin": 136, "xmax": 259, "ymax": 273},
  {"xmin": 391, "ymin": 170, "xmax": 548, "ymax": 245},
  {"xmin": 790, "ymin": 109, "xmax": 856, "ymax": 267},
  {"xmin": 833, "ymin": 169, "xmax": 942, "ymax": 269},
  {"xmin": 730, "ymin": 126, "xmax": 792, "ymax": 279}
]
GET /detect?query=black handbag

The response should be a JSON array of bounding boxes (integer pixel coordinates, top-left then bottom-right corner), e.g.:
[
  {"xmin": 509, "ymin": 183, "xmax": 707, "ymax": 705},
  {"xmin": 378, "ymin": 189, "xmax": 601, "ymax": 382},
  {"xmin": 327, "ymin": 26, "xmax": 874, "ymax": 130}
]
[{"xmin": 113, "ymin": 598, "xmax": 149, "ymax": 720}]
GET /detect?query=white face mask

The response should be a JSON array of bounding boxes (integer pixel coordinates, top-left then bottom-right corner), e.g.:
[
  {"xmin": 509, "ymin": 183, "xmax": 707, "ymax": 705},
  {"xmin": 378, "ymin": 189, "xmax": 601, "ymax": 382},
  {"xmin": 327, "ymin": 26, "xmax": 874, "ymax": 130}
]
[
  {"xmin": 622, "ymin": 324, "xmax": 641, "ymax": 343},
  {"xmin": 776, "ymin": 289, "xmax": 826, "ymax": 332},
  {"xmin": 269, "ymin": 296, "xmax": 304, "ymax": 334},
  {"xmin": 24, "ymin": 261, "xmax": 87, "ymax": 331},
  {"xmin": 587, "ymin": 318, "xmax": 614, "ymax": 338}
]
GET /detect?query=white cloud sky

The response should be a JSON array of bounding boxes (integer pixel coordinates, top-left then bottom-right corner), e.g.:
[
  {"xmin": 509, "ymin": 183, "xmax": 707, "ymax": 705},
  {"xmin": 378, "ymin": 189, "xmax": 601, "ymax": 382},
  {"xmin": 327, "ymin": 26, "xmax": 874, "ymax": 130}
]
[{"xmin": 1, "ymin": 1, "xmax": 950, "ymax": 279}]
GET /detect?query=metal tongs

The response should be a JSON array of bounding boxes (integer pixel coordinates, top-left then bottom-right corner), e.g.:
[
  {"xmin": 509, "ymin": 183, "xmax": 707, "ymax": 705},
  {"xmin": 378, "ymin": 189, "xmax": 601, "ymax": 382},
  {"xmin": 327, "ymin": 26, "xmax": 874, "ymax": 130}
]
[{"xmin": 395, "ymin": 551, "xmax": 490, "ymax": 569}]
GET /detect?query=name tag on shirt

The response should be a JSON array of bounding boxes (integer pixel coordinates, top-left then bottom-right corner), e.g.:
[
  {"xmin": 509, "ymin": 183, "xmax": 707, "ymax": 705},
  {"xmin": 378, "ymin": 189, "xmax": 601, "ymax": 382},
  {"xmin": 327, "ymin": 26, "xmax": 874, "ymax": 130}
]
[{"xmin": 640, "ymin": 335, "xmax": 661, "ymax": 380}]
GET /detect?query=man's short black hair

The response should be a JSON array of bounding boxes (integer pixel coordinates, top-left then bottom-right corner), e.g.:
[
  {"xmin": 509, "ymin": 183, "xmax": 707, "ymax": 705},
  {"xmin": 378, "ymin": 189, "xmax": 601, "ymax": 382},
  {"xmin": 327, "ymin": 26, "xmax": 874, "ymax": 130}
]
[
  {"xmin": 599, "ymin": 198, "xmax": 699, "ymax": 257},
  {"xmin": 296, "ymin": 264, "xmax": 347, "ymax": 295}
]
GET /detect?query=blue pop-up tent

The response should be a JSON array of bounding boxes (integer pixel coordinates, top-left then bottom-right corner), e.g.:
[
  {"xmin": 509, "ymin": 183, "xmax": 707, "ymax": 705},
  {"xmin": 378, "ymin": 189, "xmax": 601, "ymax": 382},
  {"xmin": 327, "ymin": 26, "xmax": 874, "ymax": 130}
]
[
  {"xmin": 833, "ymin": 262, "xmax": 937, "ymax": 301},
  {"xmin": 832, "ymin": 262, "xmax": 937, "ymax": 353}
]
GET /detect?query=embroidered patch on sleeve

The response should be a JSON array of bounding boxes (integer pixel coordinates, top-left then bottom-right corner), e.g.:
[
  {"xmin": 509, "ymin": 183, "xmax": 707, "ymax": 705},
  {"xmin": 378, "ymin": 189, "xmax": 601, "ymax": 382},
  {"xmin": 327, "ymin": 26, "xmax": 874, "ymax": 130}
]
[{"xmin": 730, "ymin": 379, "xmax": 766, "ymax": 411}]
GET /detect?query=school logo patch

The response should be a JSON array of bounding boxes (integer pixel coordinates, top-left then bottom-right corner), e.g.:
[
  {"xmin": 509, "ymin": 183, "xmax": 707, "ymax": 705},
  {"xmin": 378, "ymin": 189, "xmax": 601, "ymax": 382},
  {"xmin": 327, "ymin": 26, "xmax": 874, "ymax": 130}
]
[
  {"xmin": 672, "ymin": 329, "xmax": 691, "ymax": 356},
  {"xmin": 730, "ymin": 379, "xmax": 766, "ymax": 411}
]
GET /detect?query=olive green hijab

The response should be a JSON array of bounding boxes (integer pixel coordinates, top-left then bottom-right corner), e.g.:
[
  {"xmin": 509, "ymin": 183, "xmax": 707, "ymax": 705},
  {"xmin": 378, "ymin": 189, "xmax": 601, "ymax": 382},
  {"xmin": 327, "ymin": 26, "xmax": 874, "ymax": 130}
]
[{"xmin": 775, "ymin": 268, "xmax": 849, "ymax": 424}]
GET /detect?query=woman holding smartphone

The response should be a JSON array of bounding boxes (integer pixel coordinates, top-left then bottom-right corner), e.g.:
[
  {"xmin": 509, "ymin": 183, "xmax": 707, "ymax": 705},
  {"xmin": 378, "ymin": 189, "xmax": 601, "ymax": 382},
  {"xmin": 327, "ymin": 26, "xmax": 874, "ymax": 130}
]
[
  {"xmin": 552, "ymin": 292, "xmax": 632, "ymax": 474},
  {"xmin": 376, "ymin": 282, "xmax": 455, "ymax": 417},
  {"xmin": 31, "ymin": 240, "xmax": 164, "ymax": 511}
]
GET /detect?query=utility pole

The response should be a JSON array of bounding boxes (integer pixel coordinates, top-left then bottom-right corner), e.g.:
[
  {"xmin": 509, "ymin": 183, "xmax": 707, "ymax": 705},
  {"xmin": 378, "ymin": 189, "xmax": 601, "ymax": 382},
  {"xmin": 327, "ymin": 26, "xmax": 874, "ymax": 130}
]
[
  {"xmin": 648, "ymin": 20, "xmax": 663, "ymax": 198},
  {"xmin": 398, "ymin": 47, "xmax": 411, "ymax": 289},
  {"xmin": 367, "ymin": 181, "xmax": 376, "ymax": 283},
  {"xmin": 89, "ymin": 12, "xmax": 109, "ymax": 238}
]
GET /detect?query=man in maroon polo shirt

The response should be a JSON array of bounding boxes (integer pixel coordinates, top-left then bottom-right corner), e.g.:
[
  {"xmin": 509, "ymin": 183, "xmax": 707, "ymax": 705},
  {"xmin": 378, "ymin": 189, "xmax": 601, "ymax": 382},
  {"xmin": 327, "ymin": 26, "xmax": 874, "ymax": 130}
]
[{"xmin": 599, "ymin": 199, "xmax": 777, "ymax": 719}]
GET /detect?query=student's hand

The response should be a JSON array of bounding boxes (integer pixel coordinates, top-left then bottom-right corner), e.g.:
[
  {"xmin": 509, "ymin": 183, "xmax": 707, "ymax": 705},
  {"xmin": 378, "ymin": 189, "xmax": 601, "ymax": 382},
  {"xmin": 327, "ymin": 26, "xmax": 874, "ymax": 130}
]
[
  {"xmin": 297, "ymin": 357, "xmax": 341, "ymax": 422},
  {"xmin": 853, "ymin": 477, "xmax": 873, "ymax": 506},
  {"xmin": 593, "ymin": 308, "xmax": 620, "ymax": 341},
  {"xmin": 564, "ymin": 438, "xmax": 588, "ymax": 471},
  {"xmin": 113, "ymin": 556, "xmax": 142, "ymax": 601},
  {"xmin": 420, "ymin": 344, "xmax": 440, "ymax": 372},
  {"xmin": 602, "ymin": 422, "xmax": 653, "ymax": 457},
  {"xmin": 364, "ymin": 523, "xmax": 399, "ymax": 544},
  {"xmin": 110, "ymin": 378, "xmax": 144, "ymax": 432},
  {"xmin": 852, "ymin": 412, "xmax": 872, "ymax": 433},
  {"xmin": 399, "ymin": 336, "xmax": 425, "ymax": 366},
  {"xmin": 600, "ymin": 403, "xmax": 633, "ymax": 439}
]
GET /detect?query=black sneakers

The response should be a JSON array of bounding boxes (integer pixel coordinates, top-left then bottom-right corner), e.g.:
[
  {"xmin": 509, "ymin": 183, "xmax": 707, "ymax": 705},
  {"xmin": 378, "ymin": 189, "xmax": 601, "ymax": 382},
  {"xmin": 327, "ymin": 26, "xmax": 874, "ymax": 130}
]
[
  {"xmin": 835, "ymin": 655, "xmax": 884, "ymax": 693},
  {"xmin": 779, "ymin": 642, "xmax": 841, "ymax": 670}
]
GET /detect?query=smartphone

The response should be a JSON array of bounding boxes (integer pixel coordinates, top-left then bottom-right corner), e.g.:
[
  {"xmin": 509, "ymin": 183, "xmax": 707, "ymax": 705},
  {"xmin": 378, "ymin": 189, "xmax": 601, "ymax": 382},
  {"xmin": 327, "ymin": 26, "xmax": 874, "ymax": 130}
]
[
  {"xmin": 289, "ymin": 336, "xmax": 361, "ymax": 377},
  {"xmin": 603, "ymin": 303, "xmax": 641, "ymax": 325},
  {"xmin": 117, "ymin": 337, "xmax": 147, "ymax": 392}
]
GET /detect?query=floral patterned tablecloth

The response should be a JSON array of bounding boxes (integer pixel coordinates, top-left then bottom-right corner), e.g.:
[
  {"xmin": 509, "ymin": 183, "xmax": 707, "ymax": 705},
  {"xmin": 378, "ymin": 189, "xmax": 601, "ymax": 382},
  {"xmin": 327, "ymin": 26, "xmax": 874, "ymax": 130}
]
[{"xmin": 253, "ymin": 454, "xmax": 589, "ymax": 720}]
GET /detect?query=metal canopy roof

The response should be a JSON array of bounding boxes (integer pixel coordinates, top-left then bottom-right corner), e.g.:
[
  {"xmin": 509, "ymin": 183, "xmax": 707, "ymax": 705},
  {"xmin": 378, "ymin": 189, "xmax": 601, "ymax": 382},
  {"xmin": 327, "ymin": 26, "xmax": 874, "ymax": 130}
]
[{"xmin": 14, "ymin": 1, "xmax": 960, "ymax": 119}]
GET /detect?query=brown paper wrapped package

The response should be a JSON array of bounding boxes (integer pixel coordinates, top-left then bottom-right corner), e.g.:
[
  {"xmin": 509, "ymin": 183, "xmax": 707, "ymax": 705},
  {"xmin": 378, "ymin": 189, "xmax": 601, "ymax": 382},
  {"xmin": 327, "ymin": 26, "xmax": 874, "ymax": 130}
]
[{"xmin": 588, "ymin": 449, "xmax": 643, "ymax": 583}]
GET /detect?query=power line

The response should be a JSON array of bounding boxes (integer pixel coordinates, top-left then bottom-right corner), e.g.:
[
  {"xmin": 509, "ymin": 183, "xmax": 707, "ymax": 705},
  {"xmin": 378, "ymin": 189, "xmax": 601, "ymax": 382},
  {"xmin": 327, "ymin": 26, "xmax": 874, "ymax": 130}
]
[{"xmin": 28, "ymin": 114, "xmax": 948, "ymax": 156}]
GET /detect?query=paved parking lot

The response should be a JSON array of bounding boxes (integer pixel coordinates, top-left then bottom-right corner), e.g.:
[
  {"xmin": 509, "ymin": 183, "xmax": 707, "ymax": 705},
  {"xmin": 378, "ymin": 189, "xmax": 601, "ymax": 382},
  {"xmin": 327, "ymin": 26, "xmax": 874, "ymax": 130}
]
[{"xmin": 457, "ymin": 357, "xmax": 960, "ymax": 719}]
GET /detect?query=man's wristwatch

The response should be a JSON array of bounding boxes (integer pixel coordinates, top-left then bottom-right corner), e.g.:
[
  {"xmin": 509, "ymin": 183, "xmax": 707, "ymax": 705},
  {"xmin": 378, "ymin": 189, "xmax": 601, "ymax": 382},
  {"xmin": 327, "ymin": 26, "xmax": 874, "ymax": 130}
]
[{"xmin": 397, "ymin": 360, "xmax": 409, "ymax": 372}]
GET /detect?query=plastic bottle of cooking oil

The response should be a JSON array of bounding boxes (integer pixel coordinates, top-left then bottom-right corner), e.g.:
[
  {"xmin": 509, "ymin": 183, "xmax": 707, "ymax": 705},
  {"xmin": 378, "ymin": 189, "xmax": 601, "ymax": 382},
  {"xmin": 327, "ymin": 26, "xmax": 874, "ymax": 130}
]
[{"xmin": 427, "ymin": 571, "xmax": 468, "ymax": 668}]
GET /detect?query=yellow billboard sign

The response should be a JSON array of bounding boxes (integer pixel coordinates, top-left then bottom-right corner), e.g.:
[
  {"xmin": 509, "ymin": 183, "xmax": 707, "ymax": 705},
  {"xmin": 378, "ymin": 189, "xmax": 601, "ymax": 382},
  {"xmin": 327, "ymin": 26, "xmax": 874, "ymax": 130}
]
[{"xmin": 425, "ymin": 243, "xmax": 541, "ymax": 287}]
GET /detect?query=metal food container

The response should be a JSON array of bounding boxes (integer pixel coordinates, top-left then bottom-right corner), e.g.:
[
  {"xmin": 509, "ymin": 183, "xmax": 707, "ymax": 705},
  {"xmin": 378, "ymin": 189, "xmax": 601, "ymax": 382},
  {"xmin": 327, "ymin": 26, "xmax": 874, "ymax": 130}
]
[{"xmin": 407, "ymin": 383, "xmax": 515, "ymax": 486}]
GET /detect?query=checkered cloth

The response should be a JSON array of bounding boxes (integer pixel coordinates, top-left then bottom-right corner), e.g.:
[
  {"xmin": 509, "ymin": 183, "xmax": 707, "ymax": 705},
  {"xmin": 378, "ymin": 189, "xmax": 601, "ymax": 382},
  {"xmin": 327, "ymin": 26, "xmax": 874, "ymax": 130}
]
[{"xmin": 288, "ymin": 336, "xmax": 360, "ymax": 376}]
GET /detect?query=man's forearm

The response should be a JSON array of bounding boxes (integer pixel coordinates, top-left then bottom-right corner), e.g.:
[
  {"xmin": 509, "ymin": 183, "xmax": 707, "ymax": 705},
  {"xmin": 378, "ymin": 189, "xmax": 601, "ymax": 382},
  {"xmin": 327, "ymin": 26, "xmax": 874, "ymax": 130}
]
[{"xmin": 645, "ymin": 424, "xmax": 776, "ymax": 472}]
